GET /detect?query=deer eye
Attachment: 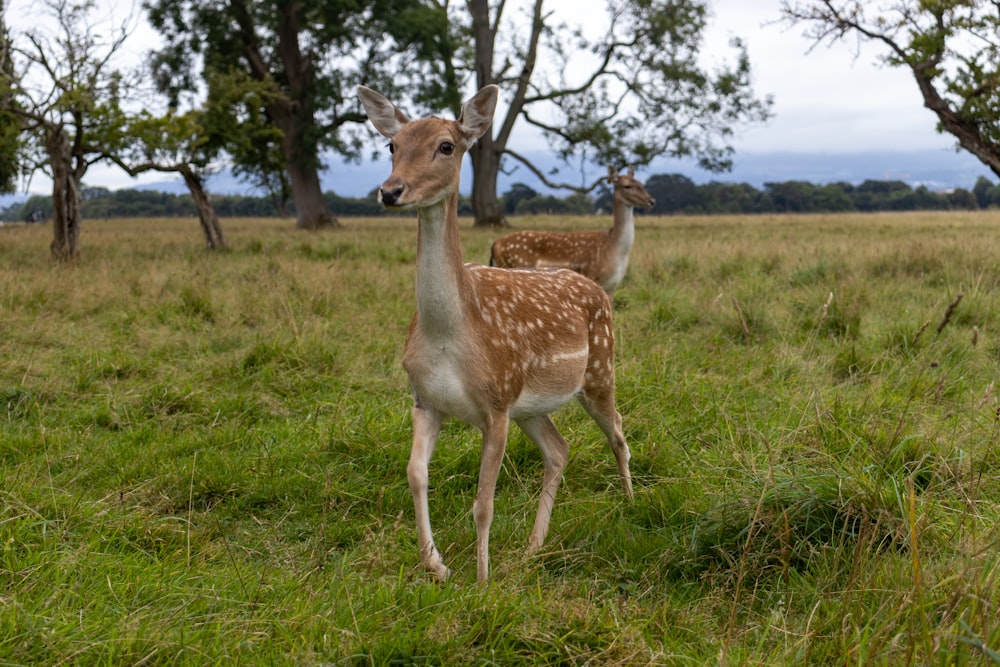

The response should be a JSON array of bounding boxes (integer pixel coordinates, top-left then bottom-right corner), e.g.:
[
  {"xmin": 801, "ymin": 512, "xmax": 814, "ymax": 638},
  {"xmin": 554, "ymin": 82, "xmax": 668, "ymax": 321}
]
[
  {"xmin": 386, "ymin": 142, "xmax": 394, "ymax": 155},
  {"xmin": 439, "ymin": 142, "xmax": 455, "ymax": 156}
]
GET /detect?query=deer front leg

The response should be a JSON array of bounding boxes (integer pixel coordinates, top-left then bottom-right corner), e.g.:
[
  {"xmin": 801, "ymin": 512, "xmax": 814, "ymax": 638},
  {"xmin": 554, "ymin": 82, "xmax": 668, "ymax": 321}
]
[
  {"xmin": 473, "ymin": 413, "xmax": 510, "ymax": 583},
  {"xmin": 408, "ymin": 403, "xmax": 449, "ymax": 580}
]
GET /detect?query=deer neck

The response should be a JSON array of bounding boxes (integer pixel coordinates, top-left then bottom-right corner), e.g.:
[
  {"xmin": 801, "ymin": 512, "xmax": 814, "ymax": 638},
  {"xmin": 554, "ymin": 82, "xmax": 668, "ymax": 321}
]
[
  {"xmin": 607, "ymin": 196, "xmax": 636, "ymax": 259},
  {"xmin": 414, "ymin": 191, "xmax": 471, "ymax": 340}
]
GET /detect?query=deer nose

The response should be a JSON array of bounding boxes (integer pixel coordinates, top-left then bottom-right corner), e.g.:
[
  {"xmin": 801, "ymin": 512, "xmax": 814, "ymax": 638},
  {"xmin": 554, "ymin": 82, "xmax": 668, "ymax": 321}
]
[{"xmin": 379, "ymin": 185, "xmax": 405, "ymax": 206}]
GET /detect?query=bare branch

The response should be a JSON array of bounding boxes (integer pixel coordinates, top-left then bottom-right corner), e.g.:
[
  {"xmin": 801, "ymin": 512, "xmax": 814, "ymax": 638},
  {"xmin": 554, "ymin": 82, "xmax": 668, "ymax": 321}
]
[
  {"xmin": 494, "ymin": 0, "xmax": 544, "ymax": 147},
  {"xmin": 502, "ymin": 147, "xmax": 605, "ymax": 193}
]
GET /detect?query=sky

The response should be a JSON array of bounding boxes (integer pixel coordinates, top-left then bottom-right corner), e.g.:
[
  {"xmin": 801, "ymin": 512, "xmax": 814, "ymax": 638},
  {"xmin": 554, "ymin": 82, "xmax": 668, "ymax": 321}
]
[
  {"xmin": 705, "ymin": 0, "xmax": 951, "ymax": 155},
  {"xmin": 2, "ymin": 0, "xmax": 964, "ymax": 194}
]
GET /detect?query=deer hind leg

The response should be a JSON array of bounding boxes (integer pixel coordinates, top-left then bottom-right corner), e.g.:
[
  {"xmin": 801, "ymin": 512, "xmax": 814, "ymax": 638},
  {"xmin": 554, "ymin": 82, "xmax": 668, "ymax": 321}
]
[
  {"xmin": 578, "ymin": 391, "xmax": 634, "ymax": 499},
  {"xmin": 473, "ymin": 412, "xmax": 511, "ymax": 583},
  {"xmin": 408, "ymin": 402, "xmax": 450, "ymax": 580},
  {"xmin": 515, "ymin": 415, "xmax": 570, "ymax": 553}
]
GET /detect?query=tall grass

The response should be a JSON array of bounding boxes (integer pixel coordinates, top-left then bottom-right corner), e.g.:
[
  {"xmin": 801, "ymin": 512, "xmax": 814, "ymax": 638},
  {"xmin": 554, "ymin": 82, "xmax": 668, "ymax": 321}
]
[{"xmin": 2, "ymin": 211, "xmax": 999, "ymax": 665}]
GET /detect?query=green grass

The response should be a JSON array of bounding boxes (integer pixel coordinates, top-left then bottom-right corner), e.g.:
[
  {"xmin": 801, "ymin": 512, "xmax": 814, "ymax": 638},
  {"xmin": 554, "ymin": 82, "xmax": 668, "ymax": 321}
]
[{"xmin": 2, "ymin": 211, "xmax": 1000, "ymax": 665}]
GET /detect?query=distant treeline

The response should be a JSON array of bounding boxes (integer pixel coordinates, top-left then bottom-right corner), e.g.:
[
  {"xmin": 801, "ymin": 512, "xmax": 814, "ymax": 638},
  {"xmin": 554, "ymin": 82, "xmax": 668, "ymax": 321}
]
[
  {"xmin": 0, "ymin": 187, "xmax": 395, "ymax": 222},
  {"xmin": 634, "ymin": 174, "xmax": 1000, "ymax": 216},
  {"xmin": 4, "ymin": 174, "xmax": 1000, "ymax": 222}
]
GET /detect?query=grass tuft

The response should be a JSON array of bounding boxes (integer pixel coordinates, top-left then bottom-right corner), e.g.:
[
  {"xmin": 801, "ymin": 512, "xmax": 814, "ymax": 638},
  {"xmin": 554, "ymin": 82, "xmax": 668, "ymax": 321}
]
[{"xmin": 678, "ymin": 472, "xmax": 909, "ymax": 585}]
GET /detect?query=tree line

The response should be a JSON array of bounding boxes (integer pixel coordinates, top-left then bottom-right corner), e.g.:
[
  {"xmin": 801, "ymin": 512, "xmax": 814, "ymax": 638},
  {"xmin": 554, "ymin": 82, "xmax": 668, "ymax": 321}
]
[
  {"xmin": 6, "ymin": 174, "xmax": 1000, "ymax": 223},
  {"xmin": 633, "ymin": 174, "xmax": 1000, "ymax": 215}
]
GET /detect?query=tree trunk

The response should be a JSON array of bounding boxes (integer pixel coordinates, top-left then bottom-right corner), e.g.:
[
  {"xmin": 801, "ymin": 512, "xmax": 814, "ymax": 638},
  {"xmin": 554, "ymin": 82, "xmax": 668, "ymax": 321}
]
[
  {"xmin": 181, "ymin": 167, "xmax": 227, "ymax": 249},
  {"xmin": 285, "ymin": 149, "xmax": 337, "ymax": 229},
  {"xmin": 469, "ymin": 139, "xmax": 507, "ymax": 227},
  {"xmin": 466, "ymin": 0, "xmax": 543, "ymax": 228},
  {"xmin": 275, "ymin": 2, "xmax": 337, "ymax": 230},
  {"xmin": 269, "ymin": 47, "xmax": 338, "ymax": 229},
  {"xmin": 467, "ymin": 0, "xmax": 505, "ymax": 228},
  {"xmin": 46, "ymin": 128, "xmax": 81, "ymax": 261},
  {"xmin": 231, "ymin": 0, "xmax": 338, "ymax": 230}
]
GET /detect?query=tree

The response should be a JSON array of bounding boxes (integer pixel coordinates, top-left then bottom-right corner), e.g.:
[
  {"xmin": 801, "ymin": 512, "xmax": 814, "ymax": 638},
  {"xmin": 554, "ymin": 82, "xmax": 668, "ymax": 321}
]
[
  {"xmin": 948, "ymin": 187, "xmax": 978, "ymax": 210},
  {"xmin": 645, "ymin": 173, "xmax": 699, "ymax": 214},
  {"xmin": 2, "ymin": 0, "xmax": 137, "ymax": 260},
  {"xmin": 972, "ymin": 175, "xmax": 993, "ymax": 208},
  {"xmin": 109, "ymin": 110, "xmax": 228, "ymax": 249},
  {"xmin": 765, "ymin": 180, "xmax": 822, "ymax": 212},
  {"xmin": 144, "ymin": 0, "xmax": 453, "ymax": 230},
  {"xmin": 502, "ymin": 182, "xmax": 538, "ymax": 214},
  {"xmin": 815, "ymin": 182, "xmax": 854, "ymax": 211},
  {"xmin": 456, "ymin": 0, "xmax": 772, "ymax": 227},
  {"xmin": 699, "ymin": 180, "xmax": 762, "ymax": 213},
  {"xmin": 781, "ymin": 0, "xmax": 1000, "ymax": 180}
]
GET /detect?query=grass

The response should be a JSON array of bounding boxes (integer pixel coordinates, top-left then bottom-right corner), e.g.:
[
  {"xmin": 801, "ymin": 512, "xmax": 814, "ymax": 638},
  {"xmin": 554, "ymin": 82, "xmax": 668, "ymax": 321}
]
[{"xmin": 2, "ymin": 211, "xmax": 1000, "ymax": 665}]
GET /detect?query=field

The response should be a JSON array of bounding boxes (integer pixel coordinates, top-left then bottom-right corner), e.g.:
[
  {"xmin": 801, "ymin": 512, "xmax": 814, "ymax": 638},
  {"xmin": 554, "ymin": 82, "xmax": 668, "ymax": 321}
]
[{"xmin": 2, "ymin": 211, "xmax": 1000, "ymax": 665}]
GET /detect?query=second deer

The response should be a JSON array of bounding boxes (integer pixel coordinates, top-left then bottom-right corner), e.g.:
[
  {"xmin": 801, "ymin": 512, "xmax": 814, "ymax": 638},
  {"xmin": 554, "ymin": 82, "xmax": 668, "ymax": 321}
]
[{"xmin": 489, "ymin": 166, "xmax": 655, "ymax": 294}]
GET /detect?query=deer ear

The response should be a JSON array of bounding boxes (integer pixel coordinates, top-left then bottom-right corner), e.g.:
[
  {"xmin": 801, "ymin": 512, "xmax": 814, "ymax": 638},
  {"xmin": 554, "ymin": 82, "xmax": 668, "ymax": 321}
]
[
  {"xmin": 627, "ymin": 165, "xmax": 635, "ymax": 177},
  {"xmin": 457, "ymin": 85, "xmax": 498, "ymax": 146},
  {"xmin": 357, "ymin": 86, "xmax": 410, "ymax": 138},
  {"xmin": 607, "ymin": 165, "xmax": 618, "ymax": 183}
]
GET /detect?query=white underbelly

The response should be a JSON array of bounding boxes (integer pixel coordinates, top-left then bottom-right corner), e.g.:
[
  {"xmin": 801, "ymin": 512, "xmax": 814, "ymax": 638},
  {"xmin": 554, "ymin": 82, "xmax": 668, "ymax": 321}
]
[
  {"xmin": 407, "ymin": 342, "xmax": 588, "ymax": 426},
  {"xmin": 414, "ymin": 368, "xmax": 580, "ymax": 424},
  {"xmin": 510, "ymin": 387, "xmax": 580, "ymax": 420}
]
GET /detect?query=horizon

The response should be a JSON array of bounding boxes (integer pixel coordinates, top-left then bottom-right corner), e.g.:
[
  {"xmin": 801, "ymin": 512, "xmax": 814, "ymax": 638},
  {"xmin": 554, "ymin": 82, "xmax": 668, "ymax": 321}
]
[{"xmin": 2, "ymin": 147, "xmax": 993, "ymax": 208}]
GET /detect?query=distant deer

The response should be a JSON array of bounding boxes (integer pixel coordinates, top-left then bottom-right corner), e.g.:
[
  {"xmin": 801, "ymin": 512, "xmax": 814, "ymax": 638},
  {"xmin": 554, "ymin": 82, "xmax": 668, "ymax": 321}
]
[
  {"xmin": 489, "ymin": 166, "xmax": 655, "ymax": 294},
  {"xmin": 357, "ymin": 84, "xmax": 634, "ymax": 582}
]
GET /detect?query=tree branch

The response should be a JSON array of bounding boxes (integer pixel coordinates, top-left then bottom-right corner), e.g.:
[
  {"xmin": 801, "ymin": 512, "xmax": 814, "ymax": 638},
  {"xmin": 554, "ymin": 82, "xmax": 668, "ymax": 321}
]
[
  {"xmin": 228, "ymin": 0, "xmax": 274, "ymax": 83},
  {"xmin": 502, "ymin": 147, "xmax": 605, "ymax": 193},
  {"xmin": 494, "ymin": 0, "xmax": 544, "ymax": 147},
  {"xmin": 99, "ymin": 151, "xmax": 188, "ymax": 177}
]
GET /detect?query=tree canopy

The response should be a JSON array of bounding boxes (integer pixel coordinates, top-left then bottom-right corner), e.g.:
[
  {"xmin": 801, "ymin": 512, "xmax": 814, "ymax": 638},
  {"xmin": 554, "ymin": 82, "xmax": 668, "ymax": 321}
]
[
  {"xmin": 4, "ymin": 0, "xmax": 774, "ymax": 235},
  {"xmin": 439, "ymin": 0, "xmax": 774, "ymax": 226},
  {"xmin": 143, "ymin": 0, "xmax": 454, "ymax": 229}
]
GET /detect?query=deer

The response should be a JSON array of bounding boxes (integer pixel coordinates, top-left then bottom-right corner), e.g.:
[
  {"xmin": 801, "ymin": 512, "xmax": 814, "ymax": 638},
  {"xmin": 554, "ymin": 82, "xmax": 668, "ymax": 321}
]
[
  {"xmin": 356, "ymin": 84, "xmax": 634, "ymax": 583},
  {"xmin": 489, "ymin": 166, "xmax": 656, "ymax": 294}
]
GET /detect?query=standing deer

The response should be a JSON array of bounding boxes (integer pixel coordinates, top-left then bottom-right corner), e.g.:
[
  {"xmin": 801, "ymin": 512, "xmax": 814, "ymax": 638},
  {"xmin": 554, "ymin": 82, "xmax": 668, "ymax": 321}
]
[
  {"xmin": 489, "ymin": 166, "xmax": 656, "ymax": 294},
  {"xmin": 356, "ymin": 84, "xmax": 634, "ymax": 582}
]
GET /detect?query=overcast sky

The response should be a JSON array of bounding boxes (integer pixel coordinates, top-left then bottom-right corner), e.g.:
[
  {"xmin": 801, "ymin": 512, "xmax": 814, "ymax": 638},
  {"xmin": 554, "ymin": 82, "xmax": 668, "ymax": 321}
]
[
  {"xmin": 4, "ymin": 0, "xmax": 959, "ymax": 192},
  {"xmin": 709, "ymin": 0, "xmax": 954, "ymax": 154}
]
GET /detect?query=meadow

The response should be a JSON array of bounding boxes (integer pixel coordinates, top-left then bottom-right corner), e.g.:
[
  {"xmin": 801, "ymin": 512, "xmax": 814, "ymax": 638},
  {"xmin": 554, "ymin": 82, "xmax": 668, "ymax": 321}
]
[{"xmin": 1, "ymin": 211, "xmax": 999, "ymax": 665}]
